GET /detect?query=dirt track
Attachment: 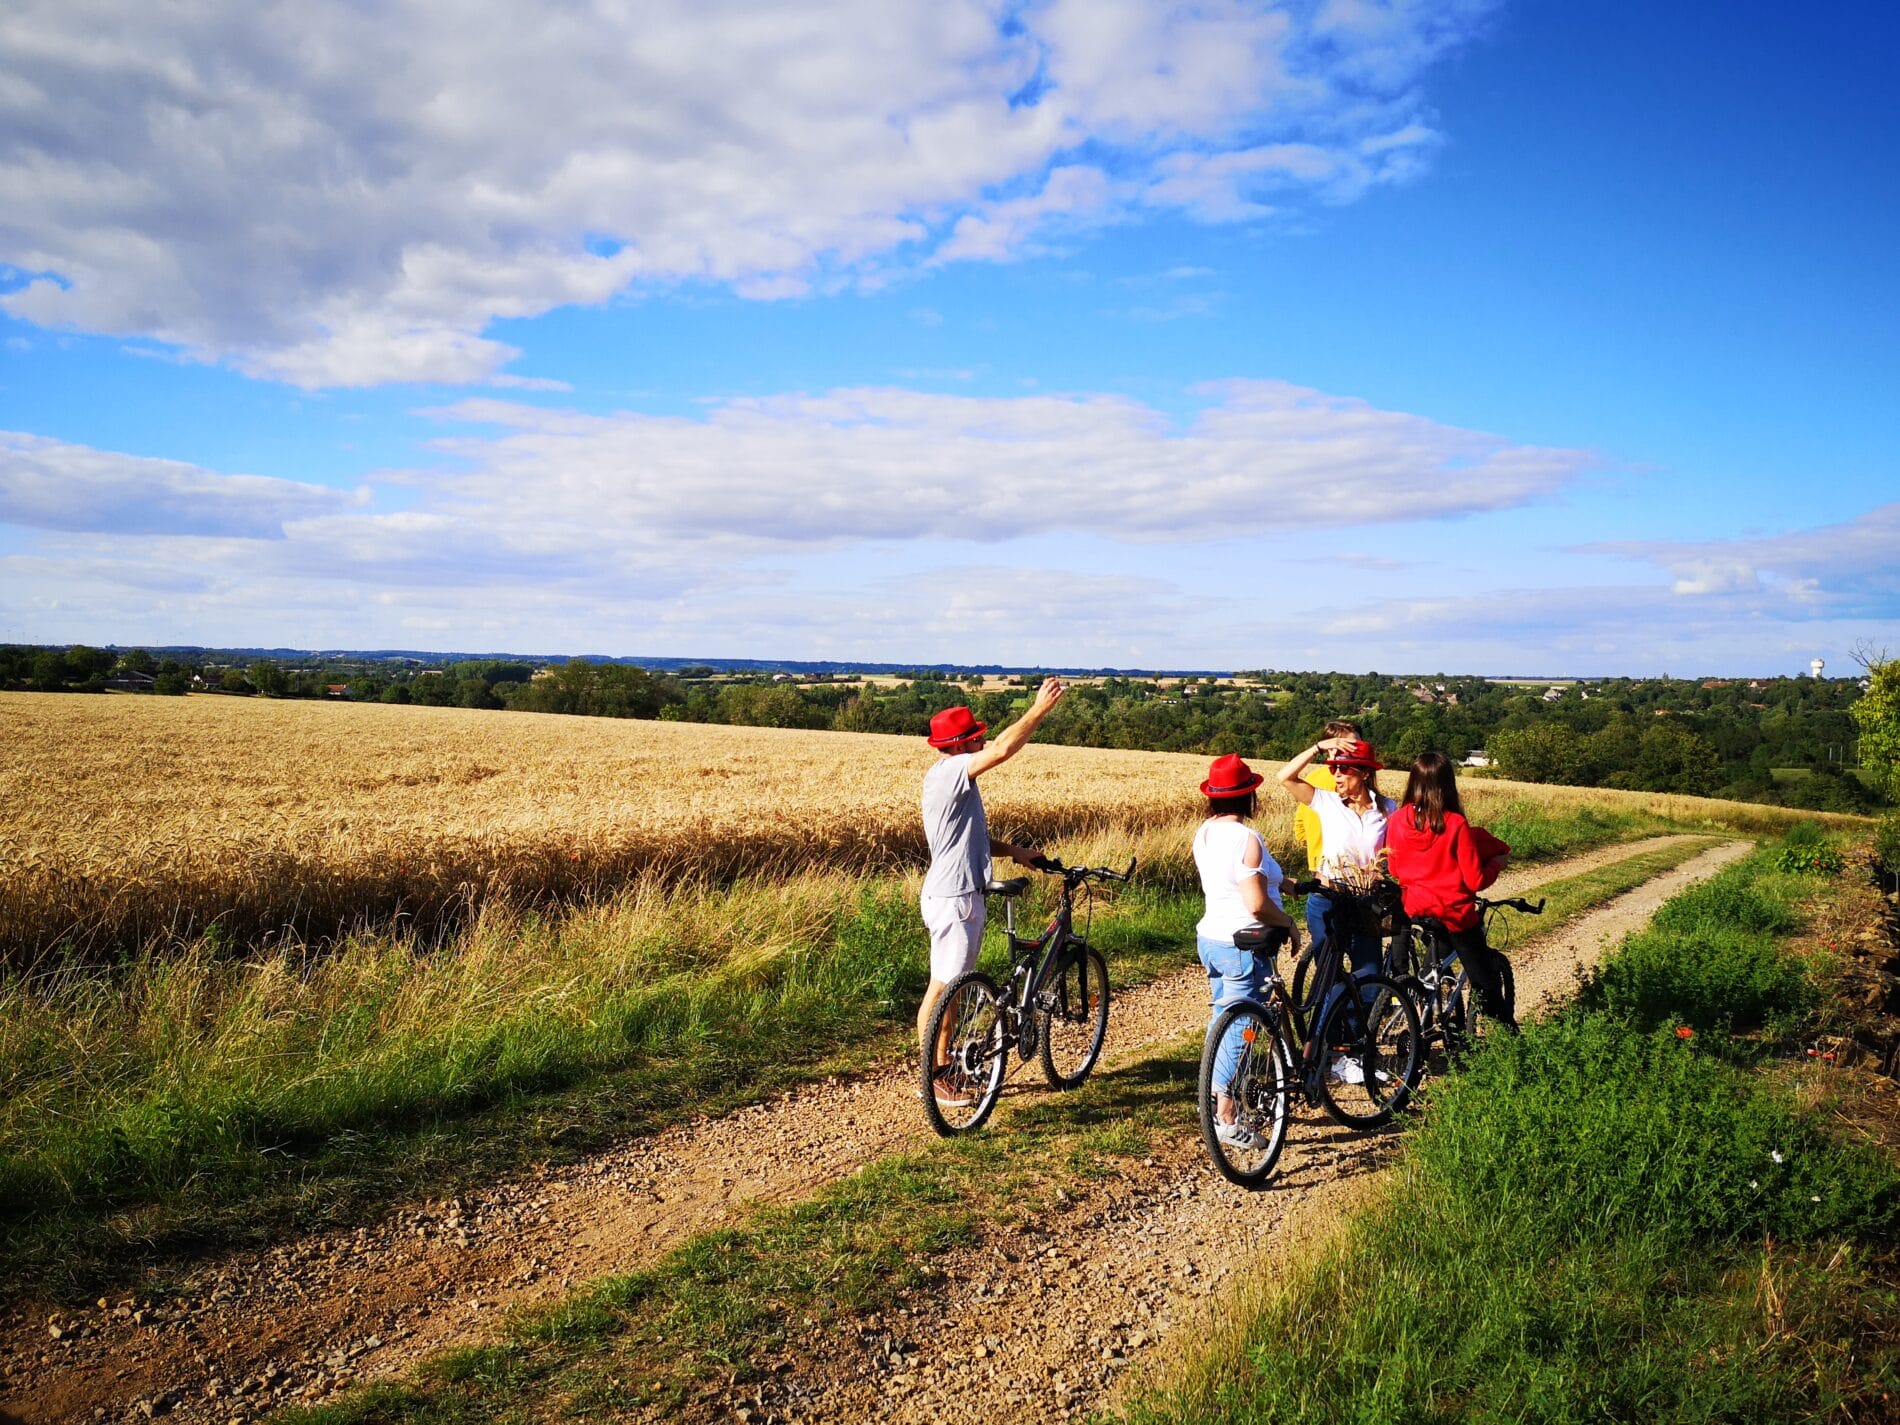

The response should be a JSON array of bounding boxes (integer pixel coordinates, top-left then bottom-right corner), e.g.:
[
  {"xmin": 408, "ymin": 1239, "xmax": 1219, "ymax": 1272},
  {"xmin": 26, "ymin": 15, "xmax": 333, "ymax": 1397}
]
[{"xmin": 0, "ymin": 835, "xmax": 1736, "ymax": 1424}]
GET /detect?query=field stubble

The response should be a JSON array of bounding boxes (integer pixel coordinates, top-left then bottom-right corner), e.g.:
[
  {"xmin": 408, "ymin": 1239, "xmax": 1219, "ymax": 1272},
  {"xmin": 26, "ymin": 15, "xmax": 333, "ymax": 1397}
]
[{"xmin": 0, "ymin": 692, "xmax": 1861, "ymax": 964}]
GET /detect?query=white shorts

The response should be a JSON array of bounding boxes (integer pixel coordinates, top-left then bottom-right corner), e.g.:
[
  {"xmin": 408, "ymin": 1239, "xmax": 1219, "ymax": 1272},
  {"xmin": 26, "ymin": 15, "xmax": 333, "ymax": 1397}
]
[{"xmin": 920, "ymin": 892, "xmax": 986, "ymax": 983}]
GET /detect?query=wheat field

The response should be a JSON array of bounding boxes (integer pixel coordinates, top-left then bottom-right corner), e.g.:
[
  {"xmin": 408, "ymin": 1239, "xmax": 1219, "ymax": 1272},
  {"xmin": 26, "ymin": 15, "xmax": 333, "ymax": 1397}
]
[{"xmin": 0, "ymin": 692, "xmax": 1857, "ymax": 961}]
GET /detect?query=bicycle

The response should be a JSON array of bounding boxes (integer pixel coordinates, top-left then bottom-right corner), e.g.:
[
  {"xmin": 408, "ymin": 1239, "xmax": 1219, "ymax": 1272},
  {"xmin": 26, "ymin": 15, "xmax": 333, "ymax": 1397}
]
[
  {"xmin": 1196, "ymin": 880, "xmax": 1422, "ymax": 1188},
  {"xmin": 1389, "ymin": 893, "xmax": 1544, "ymax": 1065},
  {"xmin": 920, "ymin": 856, "xmax": 1134, "ymax": 1136}
]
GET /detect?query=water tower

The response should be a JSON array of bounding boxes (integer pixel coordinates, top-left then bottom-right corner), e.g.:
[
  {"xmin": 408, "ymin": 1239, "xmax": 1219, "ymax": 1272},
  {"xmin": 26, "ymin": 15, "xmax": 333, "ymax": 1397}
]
[{"xmin": 1810, "ymin": 657, "xmax": 1825, "ymax": 679}]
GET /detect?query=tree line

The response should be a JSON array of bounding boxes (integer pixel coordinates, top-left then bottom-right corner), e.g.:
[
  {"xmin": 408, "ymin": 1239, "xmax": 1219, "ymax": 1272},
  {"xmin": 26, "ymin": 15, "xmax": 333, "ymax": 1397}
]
[{"xmin": 4, "ymin": 647, "xmax": 1887, "ymax": 812}]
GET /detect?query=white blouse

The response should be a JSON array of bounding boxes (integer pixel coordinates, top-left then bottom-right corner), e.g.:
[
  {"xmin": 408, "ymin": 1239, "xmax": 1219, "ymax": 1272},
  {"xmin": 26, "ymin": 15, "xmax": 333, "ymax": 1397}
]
[
  {"xmin": 1308, "ymin": 788, "xmax": 1397, "ymax": 880},
  {"xmin": 1193, "ymin": 818, "xmax": 1286, "ymax": 944}
]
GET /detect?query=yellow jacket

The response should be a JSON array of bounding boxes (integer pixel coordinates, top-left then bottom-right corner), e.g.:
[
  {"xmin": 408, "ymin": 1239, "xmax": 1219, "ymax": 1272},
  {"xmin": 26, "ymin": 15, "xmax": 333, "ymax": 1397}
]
[{"xmin": 1294, "ymin": 765, "xmax": 1335, "ymax": 870}]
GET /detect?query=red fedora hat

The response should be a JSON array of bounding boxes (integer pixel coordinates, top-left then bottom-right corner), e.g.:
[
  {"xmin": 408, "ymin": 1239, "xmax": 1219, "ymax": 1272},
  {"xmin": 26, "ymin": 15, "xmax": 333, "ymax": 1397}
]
[
  {"xmin": 927, "ymin": 705, "xmax": 988, "ymax": 748},
  {"xmin": 1200, "ymin": 752, "xmax": 1264, "ymax": 798},
  {"xmin": 1328, "ymin": 739, "xmax": 1385, "ymax": 772}
]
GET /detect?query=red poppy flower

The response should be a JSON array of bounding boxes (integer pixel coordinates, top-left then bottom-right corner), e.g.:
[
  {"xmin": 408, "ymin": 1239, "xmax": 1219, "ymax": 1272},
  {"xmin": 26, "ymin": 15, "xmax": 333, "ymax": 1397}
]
[{"xmin": 1675, "ymin": 1025, "xmax": 1695, "ymax": 1040}]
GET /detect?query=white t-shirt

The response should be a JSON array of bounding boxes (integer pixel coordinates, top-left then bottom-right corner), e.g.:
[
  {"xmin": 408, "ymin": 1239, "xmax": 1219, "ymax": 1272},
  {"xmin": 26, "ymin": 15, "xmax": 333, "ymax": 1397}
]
[
  {"xmin": 920, "ymin": 753, "xmax": 990, "ymax": 897},
  {"xmin": 1192, "ymin": 817, "xmax": 1285, "ymax": 944},
  {"xmin": 1309, "ymin": 788, "xmax": 1397, "ymax": 880}
]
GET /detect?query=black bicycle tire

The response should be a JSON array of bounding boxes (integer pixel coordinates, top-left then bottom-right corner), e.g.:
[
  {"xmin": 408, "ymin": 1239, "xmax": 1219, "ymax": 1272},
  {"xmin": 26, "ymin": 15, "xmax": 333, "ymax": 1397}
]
[
  {"xmin": 1314, "ymin": 972, "xmax": 1421, "ymax": 1130},
  {"xmin": 1290, "ymin": 940, "xmax": 1331, "ymax": 1013},
  {"xmin": 1197, "ymin": 1000, "xmax": 1292, "ymax": 1188},
  {"xmin": 1039, "ymin": 945, "xmax": 1109, "ymax": 1090},
  {"xmin": 920, "ymin": 971, "xmax": 1008, "ymax": 1136}
]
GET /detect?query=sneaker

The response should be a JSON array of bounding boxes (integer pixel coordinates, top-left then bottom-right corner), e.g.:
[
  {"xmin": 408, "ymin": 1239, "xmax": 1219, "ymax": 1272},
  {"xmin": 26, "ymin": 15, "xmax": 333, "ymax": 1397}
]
[
  {"xmin": 927, "ymin": 1070, "xmax": 973, "ymax": 1109},
  {"xmin": 1329, "ymin": 1055, "xmax": 1365, "ymax": 1086},
  {"xmin": 1215, "ymin": 1120, "xmax": 1264, "ymax": 1151}
]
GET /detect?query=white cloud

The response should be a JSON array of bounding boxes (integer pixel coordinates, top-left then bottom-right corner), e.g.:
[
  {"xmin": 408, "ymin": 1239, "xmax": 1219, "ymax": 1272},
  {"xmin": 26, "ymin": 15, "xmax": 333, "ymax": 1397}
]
[
  {"xmin": 0, "ymin": 376, "xmax": 1586, "ymax": 654},
  {"xmin": 414, "ymin": 379, "xmax": 1592, "ymax": 547},
  {"xmin": 0, "ymin": 430, "xmax": 357, "ymax": 537},
  {"xmin": 1590, "ymin": 504, "xmax": 1900, "ymax": 611},
  {"xmin": 0, "ymin": 0, "xmax": 1497, "ymax": 386}
]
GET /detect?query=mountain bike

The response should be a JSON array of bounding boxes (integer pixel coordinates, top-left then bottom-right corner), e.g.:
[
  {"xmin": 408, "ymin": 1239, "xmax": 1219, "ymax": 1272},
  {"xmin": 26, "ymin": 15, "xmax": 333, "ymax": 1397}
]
[
  {"xmin": 1196, "ymin": 881, "xmax": 1422, "ymax": 1188},
  {"xmin": 1389, "ymin": 893, "xmax": 1544, "ymax": 1065},
  {"xmin": 920, "ymin": 856, "xmax": 1134, "ymax": 1136}
]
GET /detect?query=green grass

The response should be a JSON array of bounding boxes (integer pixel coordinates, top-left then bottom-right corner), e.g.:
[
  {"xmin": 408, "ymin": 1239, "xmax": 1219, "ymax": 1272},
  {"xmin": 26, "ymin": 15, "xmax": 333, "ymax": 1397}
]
[{"xmin": 1123, "ymin": 849, "xmax": 1900, "ymax": 1425}]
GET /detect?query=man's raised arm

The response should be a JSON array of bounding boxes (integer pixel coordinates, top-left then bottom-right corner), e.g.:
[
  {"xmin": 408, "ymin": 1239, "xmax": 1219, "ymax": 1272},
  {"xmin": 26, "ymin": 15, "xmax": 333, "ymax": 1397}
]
[{"xmin": 968, "ymin": 677, "xmax": 1065, "ymax": 778}]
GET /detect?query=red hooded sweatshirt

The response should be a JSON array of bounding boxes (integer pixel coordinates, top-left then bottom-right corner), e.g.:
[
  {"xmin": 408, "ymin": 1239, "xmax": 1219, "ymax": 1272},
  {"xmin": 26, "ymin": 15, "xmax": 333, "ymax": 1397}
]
[{"xmin": 1385, "ymin": 808, "xmax": 1511, "ymax": 932}]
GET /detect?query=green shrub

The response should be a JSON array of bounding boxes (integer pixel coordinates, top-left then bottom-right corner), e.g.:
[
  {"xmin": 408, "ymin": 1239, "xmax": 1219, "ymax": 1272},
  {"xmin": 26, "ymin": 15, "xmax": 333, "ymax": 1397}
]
[
  {"xmin": 1780, "ymin": 818, "xmax": 1826, "ymax": 848},
  {"xmin": 1872, "ymin": 813, "xmax": 1900, "ymax": 876},
  {"xmin": 1774, "ymin": 843, "xmax": 1846, "ymax": 875}
]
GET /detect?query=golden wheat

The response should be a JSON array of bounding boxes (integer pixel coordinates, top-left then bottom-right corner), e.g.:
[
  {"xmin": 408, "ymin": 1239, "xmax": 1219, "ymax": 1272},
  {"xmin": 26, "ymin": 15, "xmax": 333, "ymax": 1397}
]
[{"xmin": 0, "ymin": 692, "xmax": 1859, "ymax": 959}]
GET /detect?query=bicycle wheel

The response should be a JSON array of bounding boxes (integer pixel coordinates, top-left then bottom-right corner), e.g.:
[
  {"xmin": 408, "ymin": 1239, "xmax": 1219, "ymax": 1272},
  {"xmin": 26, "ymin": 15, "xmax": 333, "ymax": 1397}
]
[
  {"xmin": 1444, "ymin": 956, "xmax": 1517, "ymax": 1064},
  {"xmin": 920, "ymin": 972, "xmax": 1008, "ymax": 1136},
  {"xmin": 1316, "ymin": 972, "xmax": 1421, "ymax": 1130},
  {"xmin": 1197, "ymin": 1000, "xmax": 1292, "ymax": 1187},
  {"xmin": 1039, "ymin": 944, "xmax": 1109, "ymax": 1090}
]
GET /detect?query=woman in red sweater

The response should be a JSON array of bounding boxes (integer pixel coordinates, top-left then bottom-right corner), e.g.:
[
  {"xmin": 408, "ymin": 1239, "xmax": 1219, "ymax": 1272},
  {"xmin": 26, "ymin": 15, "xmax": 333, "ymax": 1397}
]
[{"xmin": 1385, "ymin": 752, "xmax": 1519, "ymax": 1034}]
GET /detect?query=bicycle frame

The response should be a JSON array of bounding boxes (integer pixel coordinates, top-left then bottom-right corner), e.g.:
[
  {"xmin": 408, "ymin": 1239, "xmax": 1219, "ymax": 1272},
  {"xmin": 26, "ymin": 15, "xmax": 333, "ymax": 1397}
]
[
  {"xmin": 1240, "ymin": 886, "xmax": 1384, "ymax": 1102},
  {"xmin": 995, "ymin": 880, "xmax": 1081, "ymax": 1058}
]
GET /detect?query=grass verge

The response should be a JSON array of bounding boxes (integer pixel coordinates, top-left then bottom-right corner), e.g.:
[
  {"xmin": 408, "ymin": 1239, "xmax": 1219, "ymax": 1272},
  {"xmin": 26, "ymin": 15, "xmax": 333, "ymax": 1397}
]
[{"xmin": 1124, "ymin": 848, "xmax": 1900, "ymax": 1424}]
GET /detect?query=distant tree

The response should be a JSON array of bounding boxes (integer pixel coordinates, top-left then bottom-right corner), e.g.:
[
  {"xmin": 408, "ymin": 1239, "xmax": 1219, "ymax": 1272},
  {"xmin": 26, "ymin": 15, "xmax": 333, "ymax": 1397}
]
[
  {"xmin": 118, "ymin": 648, "xmax": 157, "ymax": 675},
  {"xmin": 1631, "ymin": 721, "xmax": 1722, "ymax": 794},
  {"xmin": 248, "ymin": 661, "xmax": 288, "ymax": 696},
  {"xmin": 1491, "ymin": 723, "xmax": 1591, "ymax": 785},
  {"xmin": 219, "ymin": 668, "xmax": 252, "ymax": 694}
]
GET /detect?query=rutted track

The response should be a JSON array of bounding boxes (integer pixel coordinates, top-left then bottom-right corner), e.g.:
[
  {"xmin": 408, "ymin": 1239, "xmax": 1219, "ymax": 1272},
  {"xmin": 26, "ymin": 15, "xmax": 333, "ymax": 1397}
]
[{"xmin": 0, "ymin": 835, "xmax": 1728, "ymax": 1423}]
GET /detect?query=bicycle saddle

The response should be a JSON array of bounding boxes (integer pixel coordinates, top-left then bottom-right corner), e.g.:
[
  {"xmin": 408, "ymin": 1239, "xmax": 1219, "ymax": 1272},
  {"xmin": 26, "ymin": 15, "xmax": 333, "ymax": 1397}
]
[
  {"xmin": 986, "ymin": 877, "xmax": 1031, "ymax": 897},
  {"xmin": 1233, "ymin": 925, "xmax": 1291, "ymax": 954}
]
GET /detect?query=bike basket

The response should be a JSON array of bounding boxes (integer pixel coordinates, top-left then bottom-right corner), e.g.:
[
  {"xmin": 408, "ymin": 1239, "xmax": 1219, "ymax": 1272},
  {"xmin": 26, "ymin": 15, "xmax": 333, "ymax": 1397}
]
[{"xmin": 1334, "ymin": 898, "xmax": 1396, "ymax": 936}]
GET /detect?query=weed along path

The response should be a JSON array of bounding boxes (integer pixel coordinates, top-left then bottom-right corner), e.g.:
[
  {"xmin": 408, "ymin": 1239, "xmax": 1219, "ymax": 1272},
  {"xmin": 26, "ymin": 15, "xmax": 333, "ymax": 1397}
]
[{"xmin": 0, "ymin": 836, "xmax": 1731, "ymax": 1424}]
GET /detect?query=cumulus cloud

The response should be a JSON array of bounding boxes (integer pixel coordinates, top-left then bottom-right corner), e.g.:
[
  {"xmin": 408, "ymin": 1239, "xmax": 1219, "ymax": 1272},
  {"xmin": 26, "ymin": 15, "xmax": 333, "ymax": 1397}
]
[
  {"xmin": 0, "ymin": 0, "xmax": 1496, "ymax": 386},
  {"xmin": 1590, "ymin": 503, "xmax": 1900, "ymax": 611},
  {"xmin": 0, "ymin": 430, "xmax": 358, "ymax": 537},
  {"xmin": 416, "ymin": 378, "xmax": 1592, "ymax": 547}
]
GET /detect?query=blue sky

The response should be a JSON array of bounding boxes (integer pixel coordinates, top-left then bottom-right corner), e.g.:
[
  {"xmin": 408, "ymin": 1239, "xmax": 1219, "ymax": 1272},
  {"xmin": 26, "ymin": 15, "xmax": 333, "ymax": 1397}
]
[{"xmin": 2, "ymin": 0, "xmax": 1895, "ymax": 675}]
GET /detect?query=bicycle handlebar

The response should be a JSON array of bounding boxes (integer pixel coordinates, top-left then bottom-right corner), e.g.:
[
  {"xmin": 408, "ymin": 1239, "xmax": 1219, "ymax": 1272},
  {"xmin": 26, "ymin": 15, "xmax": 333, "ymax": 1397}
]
[
  {"xmin": 1477, "ymin": 895, "xmax": 1546, "ymax": 915},
  {"xmin": 1030, "ymin": 855, "xmax": 1137, "ymax": 885}
]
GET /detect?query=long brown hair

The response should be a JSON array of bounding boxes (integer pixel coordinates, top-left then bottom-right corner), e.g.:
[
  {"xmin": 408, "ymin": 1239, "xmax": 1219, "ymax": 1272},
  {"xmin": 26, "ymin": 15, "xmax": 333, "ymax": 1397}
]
[{"xmin": 1402, "ymin": 751, "xmax": 1464, "ymax": 834}]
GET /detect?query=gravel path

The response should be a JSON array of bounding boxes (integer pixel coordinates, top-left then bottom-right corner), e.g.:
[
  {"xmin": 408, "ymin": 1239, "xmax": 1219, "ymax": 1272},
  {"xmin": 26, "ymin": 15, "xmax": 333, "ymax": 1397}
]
[{"xmin": 0, "ymin": 836, "xmax": 1728, "ymax": 1424}]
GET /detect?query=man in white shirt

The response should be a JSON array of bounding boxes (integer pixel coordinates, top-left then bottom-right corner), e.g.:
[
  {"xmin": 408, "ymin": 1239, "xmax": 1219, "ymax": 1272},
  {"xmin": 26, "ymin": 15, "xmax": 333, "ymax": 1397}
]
[{"xmin": 919, "ymin": 677, "xmax": 1066, "ymax": 1099}]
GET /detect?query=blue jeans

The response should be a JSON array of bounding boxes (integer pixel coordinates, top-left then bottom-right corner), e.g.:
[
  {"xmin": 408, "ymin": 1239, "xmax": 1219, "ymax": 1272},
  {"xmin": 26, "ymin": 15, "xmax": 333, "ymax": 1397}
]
[
  {"xmin": 1198, "ymin": 934, "xmax": 1265, "ymax": 1093},
  {"xmin": 1305, "ymin": 890, "xmax": 1382, "ymax": 1021}
]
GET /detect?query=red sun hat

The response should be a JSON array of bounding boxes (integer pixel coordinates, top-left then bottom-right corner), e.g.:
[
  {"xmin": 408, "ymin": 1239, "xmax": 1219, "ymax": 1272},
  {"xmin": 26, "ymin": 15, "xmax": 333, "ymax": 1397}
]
[
  {"xmin": 1200, "ymin": 752, "xmax": 1265, "ymax": 798},
  {"xmin": 927, "ymin": 705, "xmax": 988, "ymax": 748},
  {"xmin": 1328, "ymin": 739, "xmax": 1385, "ymax": 772}
]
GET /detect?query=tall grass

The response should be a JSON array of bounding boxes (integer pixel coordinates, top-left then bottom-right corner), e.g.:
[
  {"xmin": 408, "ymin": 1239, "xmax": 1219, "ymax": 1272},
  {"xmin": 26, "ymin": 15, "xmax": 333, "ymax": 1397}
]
[
  {"xmin": 1127, "ymin": 853, "xmax": 1900, "ymax": 1425},
  {"xmin": 1, "ymin": 691, "xmax": 1862, "ymax": 961}
]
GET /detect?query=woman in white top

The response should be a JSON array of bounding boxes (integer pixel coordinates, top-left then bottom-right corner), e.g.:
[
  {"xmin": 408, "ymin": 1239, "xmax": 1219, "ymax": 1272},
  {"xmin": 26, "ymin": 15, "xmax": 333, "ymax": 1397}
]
[
  {"xmin": 1193, "ymin": 753, "xmax": 1300, "ymax": 1151},
  {"xmin": 1276, "ymin": 736, "xmax": 1397, "ymax": 993}
]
